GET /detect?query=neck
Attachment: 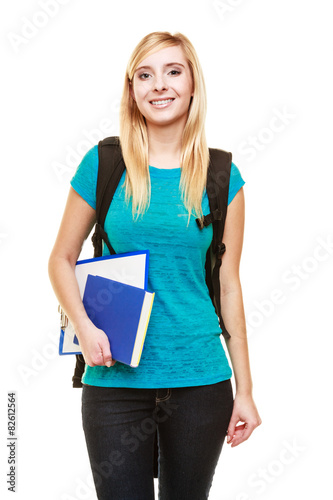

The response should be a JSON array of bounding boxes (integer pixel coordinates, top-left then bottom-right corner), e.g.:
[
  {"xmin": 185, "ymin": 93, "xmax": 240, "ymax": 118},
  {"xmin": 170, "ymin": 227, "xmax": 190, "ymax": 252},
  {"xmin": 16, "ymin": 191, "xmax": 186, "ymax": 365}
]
[{"xmin": 147, "ymin": 121, "xmax": 185, "ymax": 169}]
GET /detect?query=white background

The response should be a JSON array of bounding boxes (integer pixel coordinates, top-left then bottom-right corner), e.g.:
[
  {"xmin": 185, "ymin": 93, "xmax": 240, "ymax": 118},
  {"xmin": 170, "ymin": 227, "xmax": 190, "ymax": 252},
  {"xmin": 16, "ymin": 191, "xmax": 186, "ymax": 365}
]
[{"xmin": 1, "ymin": 0, "xmax": 332, "ymax": 498}]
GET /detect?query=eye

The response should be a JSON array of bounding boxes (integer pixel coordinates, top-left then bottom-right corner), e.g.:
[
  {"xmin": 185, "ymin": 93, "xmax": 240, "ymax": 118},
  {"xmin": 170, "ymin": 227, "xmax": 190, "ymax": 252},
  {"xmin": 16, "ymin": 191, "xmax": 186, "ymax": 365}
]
[
  {"xmin": 139, "ymin": 73, "xmax": 151, "ymax": 80},
  {"xmin": 169, "ymin": 70, "xmax": 181, "ymax": 76}
]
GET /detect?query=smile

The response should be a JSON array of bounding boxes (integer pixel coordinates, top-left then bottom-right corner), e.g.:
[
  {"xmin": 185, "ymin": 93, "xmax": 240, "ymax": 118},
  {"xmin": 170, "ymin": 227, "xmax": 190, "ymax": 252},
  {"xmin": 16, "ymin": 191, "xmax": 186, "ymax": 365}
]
[{"xmin": 150, "ymin": 98, "xmax": 175, "ymax": 107}]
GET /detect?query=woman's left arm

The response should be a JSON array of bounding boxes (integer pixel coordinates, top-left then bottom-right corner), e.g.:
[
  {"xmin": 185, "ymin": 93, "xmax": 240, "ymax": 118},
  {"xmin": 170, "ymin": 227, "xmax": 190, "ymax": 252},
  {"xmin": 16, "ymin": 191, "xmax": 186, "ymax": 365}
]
[{"xmin": 219, "ymin": 187, "xmax": 262, "ymax": 447}]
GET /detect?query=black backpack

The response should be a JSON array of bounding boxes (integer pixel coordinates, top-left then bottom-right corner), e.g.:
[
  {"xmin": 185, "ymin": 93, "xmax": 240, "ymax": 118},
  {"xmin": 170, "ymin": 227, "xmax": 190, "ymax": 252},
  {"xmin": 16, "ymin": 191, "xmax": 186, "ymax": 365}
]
[
  {"xmin": 72, "ymin": 135, "xmax": 232, "ymax": 388},
  {"xmin": 72, "ymin": 136, "xmax": 232, "ymax": 478}
]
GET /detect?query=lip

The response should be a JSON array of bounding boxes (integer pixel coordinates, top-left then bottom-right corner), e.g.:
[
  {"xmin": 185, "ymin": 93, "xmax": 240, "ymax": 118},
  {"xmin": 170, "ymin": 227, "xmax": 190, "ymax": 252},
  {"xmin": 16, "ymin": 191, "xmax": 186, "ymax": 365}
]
[{"xmin": 149, "ymin": 98, "xmax": 175, "ymax": 108}]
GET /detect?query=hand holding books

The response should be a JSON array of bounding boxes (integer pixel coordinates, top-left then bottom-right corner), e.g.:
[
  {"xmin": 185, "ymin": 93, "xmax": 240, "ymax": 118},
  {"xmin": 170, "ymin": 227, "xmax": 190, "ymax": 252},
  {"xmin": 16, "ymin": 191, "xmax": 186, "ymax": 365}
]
[
  {"xmin": 73, "ymin": 319, "xmax": 117, "ymax": 368},
  {"xmin": 58, "ymin": 250, "xmax": 155, "ymax": 368}
]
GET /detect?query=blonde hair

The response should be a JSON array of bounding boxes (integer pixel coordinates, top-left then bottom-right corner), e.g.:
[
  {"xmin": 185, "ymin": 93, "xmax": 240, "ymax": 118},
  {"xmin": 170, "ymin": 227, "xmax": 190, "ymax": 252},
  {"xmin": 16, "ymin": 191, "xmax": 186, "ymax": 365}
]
[{"xmin": 119, "ymin": 31, "xmax": 209, "ymax": 219}]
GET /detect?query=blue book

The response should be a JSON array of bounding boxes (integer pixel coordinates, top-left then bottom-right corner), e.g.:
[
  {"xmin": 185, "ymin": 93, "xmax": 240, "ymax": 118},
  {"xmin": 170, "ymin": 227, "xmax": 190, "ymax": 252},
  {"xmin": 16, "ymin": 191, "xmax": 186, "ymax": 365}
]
[{"xmin": 82, "ymin": 274, "xmax": 155, "ymax": 367}]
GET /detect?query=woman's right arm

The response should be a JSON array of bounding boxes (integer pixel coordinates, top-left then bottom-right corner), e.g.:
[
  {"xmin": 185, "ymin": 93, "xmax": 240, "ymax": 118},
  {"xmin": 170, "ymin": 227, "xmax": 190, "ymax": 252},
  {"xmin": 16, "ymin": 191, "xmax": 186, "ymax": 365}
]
[{"xmin": 48, "ymin": 187, "xmax": 115, "ymax": 368}]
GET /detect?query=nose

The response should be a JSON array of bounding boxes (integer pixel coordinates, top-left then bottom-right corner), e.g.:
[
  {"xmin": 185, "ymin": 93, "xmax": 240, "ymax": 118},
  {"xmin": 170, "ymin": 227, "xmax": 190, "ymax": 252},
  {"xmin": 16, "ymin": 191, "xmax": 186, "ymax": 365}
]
[{"xmin": 154, "ymin": 73, "xmax": 168, "ymax": 92}]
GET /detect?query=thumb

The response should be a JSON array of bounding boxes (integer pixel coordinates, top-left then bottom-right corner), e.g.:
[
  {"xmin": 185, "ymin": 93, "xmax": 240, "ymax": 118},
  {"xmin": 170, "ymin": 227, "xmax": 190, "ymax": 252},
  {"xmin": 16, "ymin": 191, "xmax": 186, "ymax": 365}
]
[{"xmin": 100, "ymin": 338, "xmax": 113, "ymax": 367}]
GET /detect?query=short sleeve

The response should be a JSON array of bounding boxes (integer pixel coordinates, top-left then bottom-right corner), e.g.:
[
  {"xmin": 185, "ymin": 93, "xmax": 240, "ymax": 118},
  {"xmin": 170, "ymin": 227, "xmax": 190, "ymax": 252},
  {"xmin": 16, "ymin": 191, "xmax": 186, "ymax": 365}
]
[
  {"xmin": 228, "ymin": 162, "xmax": 245, "ymax": 205},
  {"xmin": 70, "ymin": 145, "xmax": 99, "ymax": 209}
]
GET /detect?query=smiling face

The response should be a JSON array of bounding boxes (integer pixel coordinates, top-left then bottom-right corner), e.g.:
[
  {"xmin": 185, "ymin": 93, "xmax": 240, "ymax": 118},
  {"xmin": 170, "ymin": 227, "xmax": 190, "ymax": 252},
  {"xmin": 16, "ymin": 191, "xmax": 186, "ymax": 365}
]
[{"xmin": 130, "ymin": 45, "xmax": 194, "ymax": 130}]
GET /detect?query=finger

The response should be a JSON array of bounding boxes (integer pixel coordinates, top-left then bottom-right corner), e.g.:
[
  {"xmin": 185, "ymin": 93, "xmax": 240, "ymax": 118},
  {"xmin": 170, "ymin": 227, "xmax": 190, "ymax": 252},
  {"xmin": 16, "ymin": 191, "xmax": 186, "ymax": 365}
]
[
  {"xmin": 226, "ymin": 431, "xmax": 233, "ymax": 444},
  {"xmin": 227, "ymin": 417, "xmax": 239, "ymax": 443},
  {"xmin": 231, "ymin": 424, "xmax": 255, "ymax": 447},
  {"xmin": 101, "ymin": 343, "xmax": 114, "ymax": 368},
  {"xmin": 106, "ymin": 357, "xmax": 117, "ymax": 367},
  {"xmin": 88, "ymin": 351, "xmax": 104, "ymax": 367},
  {"xmin": 227, "ymin": 422, "xmax": 249, "ymax": 446},
  {"xmin": 227, "ymin": 424, "xmax": 244, "ymax": 444},
  {"xmin": 103, "ymin": 351, "xmax": 113, "ymax": 368}
]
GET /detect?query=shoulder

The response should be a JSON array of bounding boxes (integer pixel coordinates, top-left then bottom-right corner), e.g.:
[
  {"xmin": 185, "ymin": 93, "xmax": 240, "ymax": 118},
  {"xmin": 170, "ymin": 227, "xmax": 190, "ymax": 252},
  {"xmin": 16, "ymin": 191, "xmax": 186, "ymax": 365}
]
[
  {"xmin": 81, "ymin": 144, "xmax": 99, "ymax": 164},
  {"xmin": 73, "ymin": 145, "xmax": 98, "ymax": 174},
  {"xmin": 229, "ymin": 162, "xmax": 245, "ymax": 205},
  {"xmin": 70, "ymin": 145, "xmax": 99, "ymax": 210},
  {"xmin": 230, "ymin": 161, "xmax": 244, "ymax": 181}
]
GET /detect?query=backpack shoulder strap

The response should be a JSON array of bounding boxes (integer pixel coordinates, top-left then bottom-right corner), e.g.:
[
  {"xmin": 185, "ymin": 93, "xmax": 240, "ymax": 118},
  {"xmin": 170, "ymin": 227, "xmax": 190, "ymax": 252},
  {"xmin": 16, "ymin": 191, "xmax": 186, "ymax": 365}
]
[
  {"xmin": 91, "ymin": 136, "xmax": 126, "ymax": 257},
  {"xmin": 197, "ymin": 147, "xmax": 232, "ymax": 340},
  {"xmin": 207, "ymin": 147, "xmax": 232, "ymax": 256},
  {"xmin": 73, "ymin": 136, "xmax": 125, "ymax": 388}
]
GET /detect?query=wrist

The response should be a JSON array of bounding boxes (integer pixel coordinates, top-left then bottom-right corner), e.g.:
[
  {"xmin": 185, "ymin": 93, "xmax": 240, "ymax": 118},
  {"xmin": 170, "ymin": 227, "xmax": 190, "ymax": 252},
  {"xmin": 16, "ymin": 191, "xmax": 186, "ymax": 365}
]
[
  {"xmin": 72, "ymin": 315, "xmax": 94, "ymax": 339},
  {"xmin": 235, "ymin": 384, "xmax": 253, "ymax": 398},
  {"xmin": 235, "ymin": 391, "xmax": 253, "ymax": 400}
]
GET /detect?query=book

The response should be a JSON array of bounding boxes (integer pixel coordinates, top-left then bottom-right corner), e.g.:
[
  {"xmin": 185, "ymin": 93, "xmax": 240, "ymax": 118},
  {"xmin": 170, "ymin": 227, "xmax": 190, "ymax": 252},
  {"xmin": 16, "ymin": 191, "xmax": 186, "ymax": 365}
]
[
  {"xmin": 81, "ymin": 274, "xmax": 155, "ymax": 367},
  {"xmin": 59, "ymin": 250, "xmax": 150, "ymax": 355}
]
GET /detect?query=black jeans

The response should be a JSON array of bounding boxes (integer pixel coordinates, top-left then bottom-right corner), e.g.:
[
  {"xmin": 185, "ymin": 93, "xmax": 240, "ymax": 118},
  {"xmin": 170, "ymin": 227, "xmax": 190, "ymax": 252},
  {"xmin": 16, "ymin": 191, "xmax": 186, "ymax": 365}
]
[{"xmin": 81, "ymin": 379, "xmax": 234, "ymax": 500}]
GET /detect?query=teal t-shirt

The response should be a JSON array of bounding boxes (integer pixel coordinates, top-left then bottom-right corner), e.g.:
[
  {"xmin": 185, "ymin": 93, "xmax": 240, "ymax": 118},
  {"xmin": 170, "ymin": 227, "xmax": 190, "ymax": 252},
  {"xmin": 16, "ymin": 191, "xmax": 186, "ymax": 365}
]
[{"xmin": 71, "ymin": 145, "xmax": 245, "ymax": 388}]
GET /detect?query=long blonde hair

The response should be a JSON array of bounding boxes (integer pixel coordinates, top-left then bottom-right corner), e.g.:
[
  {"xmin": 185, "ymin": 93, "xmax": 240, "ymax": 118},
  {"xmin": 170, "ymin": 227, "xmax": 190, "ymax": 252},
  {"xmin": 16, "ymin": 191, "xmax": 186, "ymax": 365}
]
[{"xmin": 119, "ymin": 31, "xmax": 209, "ymax": 219}]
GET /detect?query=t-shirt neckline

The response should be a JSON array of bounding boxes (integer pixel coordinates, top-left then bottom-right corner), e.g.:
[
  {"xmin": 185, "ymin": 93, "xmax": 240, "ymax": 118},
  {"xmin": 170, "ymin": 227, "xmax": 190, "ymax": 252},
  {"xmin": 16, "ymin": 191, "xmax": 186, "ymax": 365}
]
[{"xmin": 149, "ymin": 165, "xmax": 181, "ymax": 178}]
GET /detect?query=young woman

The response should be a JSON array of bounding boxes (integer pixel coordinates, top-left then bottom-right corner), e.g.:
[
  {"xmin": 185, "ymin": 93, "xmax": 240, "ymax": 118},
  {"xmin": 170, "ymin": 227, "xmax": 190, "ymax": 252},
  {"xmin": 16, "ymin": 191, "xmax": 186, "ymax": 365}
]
[{"xmin": 49, "ymin": 31, "xmax": 261, "ymax": 500}]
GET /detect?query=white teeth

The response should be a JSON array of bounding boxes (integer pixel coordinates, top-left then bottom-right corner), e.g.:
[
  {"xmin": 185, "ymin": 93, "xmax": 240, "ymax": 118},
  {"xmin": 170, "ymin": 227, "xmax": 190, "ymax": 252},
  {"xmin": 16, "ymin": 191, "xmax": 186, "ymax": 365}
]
[{"xmin": 151, "ymin": 99, "xmax": 174, "ymax": 105}]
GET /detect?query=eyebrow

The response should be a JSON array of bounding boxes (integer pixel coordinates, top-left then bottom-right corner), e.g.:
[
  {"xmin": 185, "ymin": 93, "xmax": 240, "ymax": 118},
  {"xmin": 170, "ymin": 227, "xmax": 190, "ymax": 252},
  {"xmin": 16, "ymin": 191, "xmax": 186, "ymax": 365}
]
[{"xmin": 135, "ymin": 62, "xmax": 186, "ymax": 73}]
